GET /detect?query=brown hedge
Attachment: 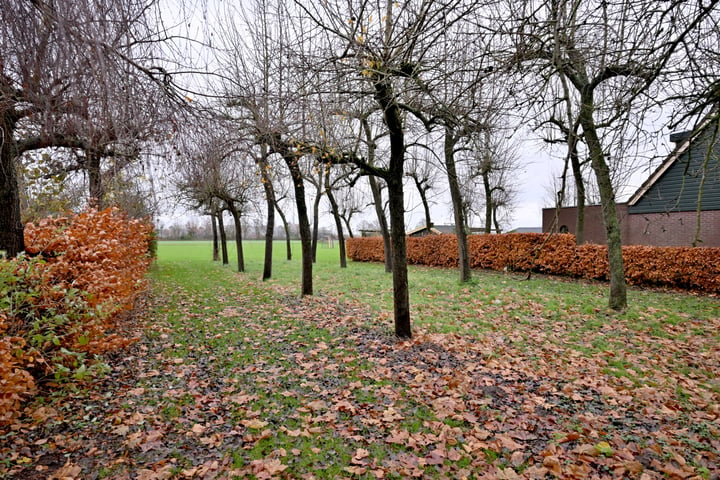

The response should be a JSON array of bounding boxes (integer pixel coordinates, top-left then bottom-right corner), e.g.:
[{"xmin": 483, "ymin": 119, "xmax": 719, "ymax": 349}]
[
  {"xmin": 0, "ymin": 208, "xmax": 154, "ymax": 425},
  {"xmin": 346, "ymin": 234, "xmax": 720, "ymax": 294}
]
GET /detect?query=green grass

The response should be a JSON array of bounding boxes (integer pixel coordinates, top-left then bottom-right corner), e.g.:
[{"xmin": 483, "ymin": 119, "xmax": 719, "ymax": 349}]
[
  {"xmin": 155, "ymin": 239, "xmax": 719, "ymax": 394},
  {"xmin": 8, "ymin": 239, "xmax": 715, "ymax": 479},
  {"xmin": 159, "ymin": 239, "xmax": 717, "ymax": 338}
]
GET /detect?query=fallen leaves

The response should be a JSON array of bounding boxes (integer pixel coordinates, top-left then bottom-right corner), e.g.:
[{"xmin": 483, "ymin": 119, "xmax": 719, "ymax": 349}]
[
  {"xmin": 2, "ymin": 258, "xmax": 718, "ymax": 480},
  {"xmin": 240, "ymin": 418, "xmax": 269, "ymax": 429},
  {"xmin": 249, "ymin": 458, "xmax": 288, "ymax": 478}
]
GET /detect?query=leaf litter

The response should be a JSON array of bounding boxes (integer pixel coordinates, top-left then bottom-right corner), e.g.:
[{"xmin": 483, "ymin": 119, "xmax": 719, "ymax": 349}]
[{"xmin": 1, "ymin": 266, "xmax": 718, "ymax": 479}]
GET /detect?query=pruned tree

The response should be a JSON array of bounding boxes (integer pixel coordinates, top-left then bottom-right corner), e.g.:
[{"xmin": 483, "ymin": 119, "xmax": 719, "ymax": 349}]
[
  {"xmin": 172, "ymin": 120, "xmax": 260, "ymax": 272},
  {"xmin": 304, "ymin": 158, "xmax": 326, "ymax": 263},
  {"xmin": 216, "ymin": 0, "xmax": 321, "ymax": 293},
  {"xmin": 324, "ymin": 163, "xmax": 360, "ymax": 267},
  {"xmin": 392, "ymin": 5, "xmax": 503, "ymax": 284},
  {"xmin": 405, "ymin": 146, "xmax": 440, "ymax": 231},
  {"xmin": 334, "ymin": 174, "xmax": 366, "ymax": 239},
  {"xmin": 469, "ymin": 128, "xmax": 520, "ymax": 234},
  {"xmin": 504, "ymin": 0, "xmax": 720, "ymax": 310},
  {"xmin": 294, "ymin": 0, "xmax": 486, "ymax": 337},
  {"xmin": 0, "ymin": 0, "xmax": 183, "ymax": 257}
]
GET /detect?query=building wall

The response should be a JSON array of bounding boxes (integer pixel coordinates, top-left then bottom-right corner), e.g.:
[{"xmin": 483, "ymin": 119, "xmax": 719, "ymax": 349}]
[
  {"xmin": 542, "ymin": 204, "xmax": 630, "ymax": 245},
  {"xmin": 543, "ymin": 205, "xmax": 720, "ymax": 247},
  {"xmin": 630, "ymin": 128, "xmax": 720, "ymax": 214},
  {"xmin": 626, "ymin": 210, "xmax": 720, "ymax": 247}
]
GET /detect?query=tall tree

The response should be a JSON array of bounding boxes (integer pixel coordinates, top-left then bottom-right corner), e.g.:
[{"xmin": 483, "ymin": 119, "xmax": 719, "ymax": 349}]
[
  {"xmin": 0, "ymin": 0, "xmax": 178, "ymax": 256},
  {"xmin": 396, "ymin": 6, "xmax": 501, "ymax": 284},
  {"xmin": 506, "ymin": 0, "xmax": 719, "ymax": 310},
  {"xmin": 295, "ymin": 0, "xmax": 484, "ymax": 337},
  {"xmin": 217, "ymin": 0, "xmax": 319, "ymax": 293}
]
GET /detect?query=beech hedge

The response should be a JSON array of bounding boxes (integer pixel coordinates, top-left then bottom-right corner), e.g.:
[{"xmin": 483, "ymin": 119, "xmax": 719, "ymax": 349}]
[
  {"xmin": 346, "ymin": 233, "xmax": 720, "ymax": 294},
  {"xmin": 0, "ymin": 208, "xmax": 154, "ymax": 425}
]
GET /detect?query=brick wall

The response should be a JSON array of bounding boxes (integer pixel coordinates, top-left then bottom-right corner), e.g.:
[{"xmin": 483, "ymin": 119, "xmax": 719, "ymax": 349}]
[
  {"xmin": 542, "ymin": 204, "xmax": 630, "ymax": 245},
  {"xmin": 627, "ymin": 210, "xmax": 720, "ymax": 247},
  {"xmin": 543, "ymin": 205, "xmax": 720, "ymax": 247}
]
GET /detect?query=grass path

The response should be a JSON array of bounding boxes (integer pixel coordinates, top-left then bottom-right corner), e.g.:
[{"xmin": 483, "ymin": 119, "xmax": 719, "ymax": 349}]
[{"xmin": 2, "ymin": 242, "xmax": 719, "ymax": 479}]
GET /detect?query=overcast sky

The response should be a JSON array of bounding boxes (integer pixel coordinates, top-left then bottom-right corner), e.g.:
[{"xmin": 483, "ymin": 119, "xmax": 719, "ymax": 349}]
[{"xmin": 156, "ymin": 0, "xmax": 680, "ymax": 234}]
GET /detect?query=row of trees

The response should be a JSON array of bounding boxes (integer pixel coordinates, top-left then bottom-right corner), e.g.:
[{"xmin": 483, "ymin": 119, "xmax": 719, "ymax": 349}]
[{"xmin": 3, "ymin": 0, "xmax": 719, "ymax": 338}]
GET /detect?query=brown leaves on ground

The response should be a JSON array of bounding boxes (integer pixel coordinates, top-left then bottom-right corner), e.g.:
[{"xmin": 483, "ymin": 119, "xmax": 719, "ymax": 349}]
[{"xmin": 1, "ymin": 274, "xmax": 718, "ymax": 479}]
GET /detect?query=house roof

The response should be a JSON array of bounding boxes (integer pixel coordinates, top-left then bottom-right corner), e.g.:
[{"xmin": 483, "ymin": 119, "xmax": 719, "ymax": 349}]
[
  {"xmin": 406, "ymin": 225, "xmax": 443, "ymax": 236},
  {"xmin": 406, "ymin": 224, "xmax": 489, "ymax": 236},
  {"xmin": 628, "ymin": 115, "xmax": 716, "ymax": 206}
]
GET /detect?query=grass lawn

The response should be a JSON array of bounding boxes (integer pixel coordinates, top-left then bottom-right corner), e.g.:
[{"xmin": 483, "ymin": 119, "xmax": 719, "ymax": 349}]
[
  {"xmin": 167, "ymin": 240, "xmax": 719, "ymax": 386},
  {"xmin": 4, "ymin": 239, "xmax": 718, "ymax": 479}
]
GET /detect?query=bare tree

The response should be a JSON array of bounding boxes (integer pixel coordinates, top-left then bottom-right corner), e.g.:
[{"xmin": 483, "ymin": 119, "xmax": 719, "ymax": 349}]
[
  {"xmin": 172, "ymin": 120, "xmax": 260, "ymax": 272},
  {"xmin": 304, "ymin": 158, "xmax": 326, "ymax": 263},
  {"xmin": 295, "ymin": 0, "xmax": 485, "ymax": 337},
  {"xmin": 505, "ymin": 0, "xmax": 719, "ymax": 310},
  {"xmin": 216, "ymin": 0, "xmax": 322, "ymax": 294},
  {"xmin": 0, "ymin": 0, "xmax": 184, "ymax": 257},
  {"xmin": 468, "ymin": 128, "xmax": 520, "ymax": 234},
  {"xmin": 405, "ymin": 147, "xmax": 440, "ymax": 230},
  {"xmin": 271, "ymin": 173, "xmax": 295, "ymax": 261},
  {"xmin": 334, "ymin": 175, "xmax": 366, "ymax": 239},
  {"xmin": 397, "ymin": 8, "xmax": 503, "ymax": 284},
  {"xmin": 540, "ymin": 113, "xmax": 590, "ymax": 244},
  {"xmin": 358, "ymin": 114, "xmax": 393, "ymax": 272},
  {"xmin": 256, "ymin": 143, "xmax": 276, "ymax": 279},
  {"xmin": 323, "ymin": 164, "xmax": 355, "ymax": 267}
]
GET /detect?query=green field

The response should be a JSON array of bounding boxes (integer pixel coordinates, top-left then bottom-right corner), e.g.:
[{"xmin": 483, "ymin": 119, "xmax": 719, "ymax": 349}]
[
  {"xmin": 159, "ymin": 239, "xmax": 719, "ymax": 352},
  {"xmin": 5, "ymin": 239, "xmax": 718, "ymax": 478},
  {"xmin": 149, "ymin": 240, "xmax": 719, "ymax": 478}
]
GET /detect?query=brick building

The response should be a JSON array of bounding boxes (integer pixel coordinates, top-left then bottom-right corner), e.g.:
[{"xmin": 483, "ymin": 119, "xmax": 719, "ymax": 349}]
[{"xmin": 542, "ymin": 119, "xmax": 720, "ymax": 247}]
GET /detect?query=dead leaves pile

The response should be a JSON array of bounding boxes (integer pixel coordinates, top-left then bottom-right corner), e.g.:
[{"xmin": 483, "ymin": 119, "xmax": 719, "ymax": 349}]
[{"xmin": 1, "ymin": 273, "xmax": 718, "ymax": 479}]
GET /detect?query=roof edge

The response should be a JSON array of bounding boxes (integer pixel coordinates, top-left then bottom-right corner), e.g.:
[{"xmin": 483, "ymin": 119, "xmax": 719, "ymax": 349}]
[{"xmin": 628, "ymin": 116, "xmax": 716, "ymax": 206}]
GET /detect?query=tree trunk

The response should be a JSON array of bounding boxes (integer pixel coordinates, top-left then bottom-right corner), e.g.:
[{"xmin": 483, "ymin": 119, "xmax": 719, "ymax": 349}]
[
  {"xmin": 217, "ymin": 210, "xmax": 229, "ymax": 266},
  {"xmin": 87, "ymin": 151, "xmax": 104, "ymax": 209},
  {"xmin": 369, "ymin": 175, "xmax": 393, "ymax": 273},
  {"xmin": 387, "ymin": 176, "xmax": 410, "ymax": 338},
  {"xmin": 311, "ymin": 168, "xmax": 323, "ymax": 263},
  {"xmin": 257, "ymin": 150, "xmax": 274, "ymax": 280},
  {"xmin": 0, "ymin": 115, "xmax": 24, "ymax": 258},
  {"xmin": 579, "ymin": 92, "xmax": 627, "ymax": 311},
  {"xmin": 342, "ymin": 215, "xmax": 354, "ymax": 238},
  {"xmin": 362, "ymin": 117, "xmax": 392, "ymax": 272},
  {"xmin": 227, "ymin": 200, "xmax": 245, "ymax": 272},
  {"xmin": 211, "ymin": 211, "xmax": 219, "ymax": 261},
  {"xmin": 492, "ymin": 204, "xmax": 501, "ymax": 234},
  {"xmin": 444, "ymin": 128, "xmax": 472, "ymax": 283},
  {"xmin": 482, "ymin": 170, "xmax": 493, "ymax": 234},
  {"xmin": 284, "ymin": 154, "xmax": 313, "ymax": 296},
  {"xmin": 412, "ymin": 174, "xmax": 432, "ymax": 229},
  {"xmin": 325, "ymin": 168, "xmax": 347, "ymax": 268},
  {"xmin": 375, "ymin": 78, "xmax": 411, "ymax": 338},
  {"xmin": 569, "ymin": 133, "xmax": 586, "ymax": 244},
  {"xmin": 275, "ymin": 202, "xmax": 292, "ymax": 261}
]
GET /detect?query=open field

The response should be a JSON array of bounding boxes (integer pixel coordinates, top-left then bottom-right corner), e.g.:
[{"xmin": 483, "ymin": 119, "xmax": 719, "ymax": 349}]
[
  {"xmin": 174, "ymin": 240, "xmax": 719, "ymax": 380},
  {"xmin": 3, "ymin": 239, "xmax": 718, "ymax": 479}
]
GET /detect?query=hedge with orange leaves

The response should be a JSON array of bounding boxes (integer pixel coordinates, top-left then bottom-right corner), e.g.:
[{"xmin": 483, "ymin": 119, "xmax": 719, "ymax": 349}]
[
  {"xmin": 347, "ymin": 234, "xmax": 720, "ymax": 293},
  {"xmin": 0, "ymin": 208, "xmax": 154, "ymax": 424},
  {"xmin": 23, "ymin": 207, "xmax": 153, "ymax": 317}
]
